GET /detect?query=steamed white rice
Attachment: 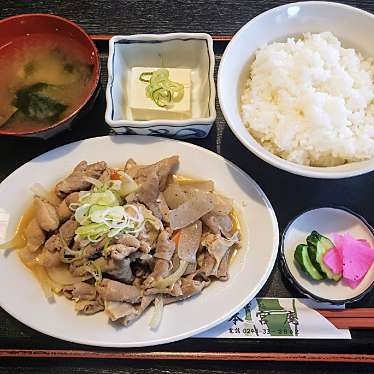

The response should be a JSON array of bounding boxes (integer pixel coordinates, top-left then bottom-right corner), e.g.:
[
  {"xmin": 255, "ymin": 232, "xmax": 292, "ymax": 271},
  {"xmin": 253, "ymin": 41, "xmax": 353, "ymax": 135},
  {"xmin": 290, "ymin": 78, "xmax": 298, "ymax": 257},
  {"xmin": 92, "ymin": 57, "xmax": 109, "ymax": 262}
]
[{"xmin": 241, "ymin": 32, "xmax": 374, "ymax": 166}]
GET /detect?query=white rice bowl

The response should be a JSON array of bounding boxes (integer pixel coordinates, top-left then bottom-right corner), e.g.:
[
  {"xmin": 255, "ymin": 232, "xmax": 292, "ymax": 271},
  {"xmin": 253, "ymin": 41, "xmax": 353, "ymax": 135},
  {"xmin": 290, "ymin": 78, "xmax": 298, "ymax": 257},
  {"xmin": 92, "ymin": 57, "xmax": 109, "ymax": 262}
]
[{"xmin": 241, "ymin": 32, "xmax": 374, "ymax": 167}]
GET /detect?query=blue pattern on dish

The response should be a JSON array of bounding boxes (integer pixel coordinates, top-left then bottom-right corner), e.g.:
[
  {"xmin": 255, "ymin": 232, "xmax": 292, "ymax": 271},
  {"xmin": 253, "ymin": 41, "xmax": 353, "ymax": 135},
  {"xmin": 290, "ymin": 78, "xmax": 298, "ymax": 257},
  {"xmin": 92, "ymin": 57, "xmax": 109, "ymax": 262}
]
[{"xmin": 111, "ymin": 124, "xmax": 208, "ymax": 138}]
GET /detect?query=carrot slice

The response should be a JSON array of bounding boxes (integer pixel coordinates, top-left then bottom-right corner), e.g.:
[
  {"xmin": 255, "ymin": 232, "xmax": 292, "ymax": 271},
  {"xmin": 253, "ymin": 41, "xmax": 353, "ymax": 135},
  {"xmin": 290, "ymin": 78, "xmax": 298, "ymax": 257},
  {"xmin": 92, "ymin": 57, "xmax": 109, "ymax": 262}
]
[
  {"xmin": 171, "ymin": 230, "xmax": 181, "ymax": 248},
  {"xmin": 111, "ymin": 170, "xmax": 121, "ymax": 180}
]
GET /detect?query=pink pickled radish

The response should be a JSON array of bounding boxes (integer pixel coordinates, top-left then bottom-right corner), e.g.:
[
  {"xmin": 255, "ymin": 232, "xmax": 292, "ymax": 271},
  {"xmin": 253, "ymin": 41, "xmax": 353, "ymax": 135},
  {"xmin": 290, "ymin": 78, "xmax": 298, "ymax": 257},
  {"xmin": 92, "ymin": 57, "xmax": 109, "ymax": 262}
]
[
  {"xmin": 344, "ymin": 278, "xmax": 362, "ymax": 289},
  {"xmin": 331, "ymin": 233, "xmax": 374, "ymax": 288},
  {"xmin": 323, "ymin": 247, "xmax": 343, "ymax": 274},
  {"xmin": 358, "ymin": 239, "xmax": 372, "ymax": 248}
]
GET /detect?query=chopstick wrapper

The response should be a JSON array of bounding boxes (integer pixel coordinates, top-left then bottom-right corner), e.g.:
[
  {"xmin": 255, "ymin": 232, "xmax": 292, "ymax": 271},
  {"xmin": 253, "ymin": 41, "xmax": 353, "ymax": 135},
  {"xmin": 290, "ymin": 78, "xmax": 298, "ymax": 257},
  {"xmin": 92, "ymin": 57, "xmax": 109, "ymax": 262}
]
[{"xmin": 195, "ymin": 298, "xmax": 351, "ymax": 339}]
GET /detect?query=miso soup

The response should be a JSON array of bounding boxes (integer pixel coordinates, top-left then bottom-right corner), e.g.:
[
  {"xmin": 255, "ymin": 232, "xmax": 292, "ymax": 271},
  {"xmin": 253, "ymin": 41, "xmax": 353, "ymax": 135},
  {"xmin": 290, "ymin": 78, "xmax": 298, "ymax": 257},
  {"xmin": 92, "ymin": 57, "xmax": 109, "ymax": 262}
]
[{"xmin": 0, "ymin": 33, "xmax": 95, "ymax": 132}]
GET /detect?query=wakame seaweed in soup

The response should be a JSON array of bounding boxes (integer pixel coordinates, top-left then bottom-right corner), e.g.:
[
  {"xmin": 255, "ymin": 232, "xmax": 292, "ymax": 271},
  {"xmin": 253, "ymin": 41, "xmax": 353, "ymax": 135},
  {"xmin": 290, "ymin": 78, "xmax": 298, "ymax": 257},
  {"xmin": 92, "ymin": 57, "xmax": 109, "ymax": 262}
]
[{"xmin": 0, "ymin": 33, "xmax": 94, "ymax": 132}]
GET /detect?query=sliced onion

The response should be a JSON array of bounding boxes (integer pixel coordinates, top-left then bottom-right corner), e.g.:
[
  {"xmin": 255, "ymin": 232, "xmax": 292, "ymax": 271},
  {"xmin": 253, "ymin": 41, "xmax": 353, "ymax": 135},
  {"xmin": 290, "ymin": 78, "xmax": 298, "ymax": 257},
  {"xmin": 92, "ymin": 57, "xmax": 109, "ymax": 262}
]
[
  {"xmin": 104, "ymin": 206, "xmax": 125, "ymax": 221},
  {"xmin": 90, "ymin": 207, "xmax": 109, "ymax": 223},
  {"xmin": 79, "ymin": 191, "xmax": 91, "ymax": 199},
  {"xmin": 18, "ymin": 248, "xmax": 55, "ymax": 300},
  {"xmin": 105, "ymin": 220, "xmax": 127, "ymax": 229},
  {"xmin": 126, "ymin": 222, "xmax": 142, "ymax": 234},
  {"xmin": 126, "ymin": 223, "xmax": 144, "ymax": 234},
  {"xmin": 139, "ymin": 205, "xmax": 162, "ymax": 231},
  {"xmin": 60, "ymin": 247, "xmax": 84, "ymax": 263},
  {"xmin": 85, "ymin": 261, "xmax": 102, "ymax": 282},
  {"xmin": 63, "ymin": 247, "xmax": 80, "ymax": 256},
  {"xmin": 153, "ymin": 260, "xmax": 188, "ymax": 289},
  {"xmin": 18, "ymin": 246, "xmax": 39, "ymax": 267},
  {"xmin": 31, "ymin": 183, "xmax": 61, "ymax": 206},
  {"xmin": 87, "ymin": 235, "xmax": 105, "ymax": 243},
  {"xmin": 110, "ymin": 180, "xmax": 122, "ymax": 191},
  {"xmin": 80, "ymin": 190, "xmax": 117, "ymax": 206},
  {"xmin": 68, "ymin": 203, "xmax": 80, "ymax": 211},
  {"xmin": 108, "ymin": 227, "xmax": 124, "ymax": 238},
  {"xmin": 149, "ymin": 295, "xmax": 164, "ymax": 329},
  {"xmin": 83, "ymin": 176, "xmax": 103, "ymax": 189},
  {"xmin": 0, "ymin": 234, "xmax": 26, "ymax": 250},
  {"xmin": 75, "ymin": 204, "xmax": 91, "ymax": 225},
  {"xmin": 124, "ymin": 204, "xmax": 143, "ymax": 222},
  {"xmin": 102, "ymin": 237, "xmax": 112, "ymax": 257},
  {"xmin": 47, "ymin": 264, "xmax": 91, "ymax": 285},
  {"xmin": 120, "ymin": 174, "xmax": 138, "ymax": 196},
  {"xmin": 33, "ymin": 265, "xmax": 55, "ymax": 300}
]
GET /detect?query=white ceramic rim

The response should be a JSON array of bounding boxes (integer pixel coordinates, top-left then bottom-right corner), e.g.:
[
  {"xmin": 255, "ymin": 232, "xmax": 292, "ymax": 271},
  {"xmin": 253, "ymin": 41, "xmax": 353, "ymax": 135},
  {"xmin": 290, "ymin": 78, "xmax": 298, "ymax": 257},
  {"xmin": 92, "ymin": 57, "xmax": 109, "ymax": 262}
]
[
  {"xmin": 218, "ymin": 1, "xmax": 374, "ymax": 179},
  {"xmin": 0, "ymin": 135, "xmax": 279, "ymax": 347},
  {"xmin": 105, "ymin": 33, "xmax": 217, "ymax": 128}
]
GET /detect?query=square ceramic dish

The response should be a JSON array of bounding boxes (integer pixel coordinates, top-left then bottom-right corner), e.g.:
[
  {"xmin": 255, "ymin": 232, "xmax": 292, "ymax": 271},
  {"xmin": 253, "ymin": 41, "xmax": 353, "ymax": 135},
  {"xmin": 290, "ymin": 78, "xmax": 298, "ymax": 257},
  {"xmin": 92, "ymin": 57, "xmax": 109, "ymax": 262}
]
[{"xmin": 105, "ymin": 33, "xmax": 216, "ymax": 138}]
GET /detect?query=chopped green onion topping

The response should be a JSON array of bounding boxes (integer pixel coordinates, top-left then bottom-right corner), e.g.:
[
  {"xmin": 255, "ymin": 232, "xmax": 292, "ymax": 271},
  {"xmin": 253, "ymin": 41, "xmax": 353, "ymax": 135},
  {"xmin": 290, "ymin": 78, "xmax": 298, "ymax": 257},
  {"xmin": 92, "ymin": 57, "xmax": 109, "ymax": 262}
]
[
  {"xmin": 139, "ymin": 72, "xmax": 153, "ymax": 82},
  {"xmin": 139, "ymin": 69, "xmax": 184, "ymax": 108},
  {"xmin": 85, "ymin": 261, "xmax": 102, "ymax": 283},
  {"xmin": 74, "ymin": 183, "xmax": 144, "ymax": 243}
]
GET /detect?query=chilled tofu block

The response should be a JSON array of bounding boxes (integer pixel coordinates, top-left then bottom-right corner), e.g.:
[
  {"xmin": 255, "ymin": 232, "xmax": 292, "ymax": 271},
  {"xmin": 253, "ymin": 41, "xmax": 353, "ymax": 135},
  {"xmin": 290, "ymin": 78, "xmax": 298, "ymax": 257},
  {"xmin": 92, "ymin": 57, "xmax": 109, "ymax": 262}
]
[{"xmin": 129, "ymin": 67, "xmax": 191, "ymax": 120}]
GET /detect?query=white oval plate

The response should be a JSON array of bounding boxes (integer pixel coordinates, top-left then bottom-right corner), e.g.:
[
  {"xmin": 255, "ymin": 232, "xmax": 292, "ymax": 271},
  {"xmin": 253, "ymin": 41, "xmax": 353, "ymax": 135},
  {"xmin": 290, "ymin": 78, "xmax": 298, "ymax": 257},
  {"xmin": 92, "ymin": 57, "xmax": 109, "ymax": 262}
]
[
  {"xmin": 0, "ymin": 136, "xmax": 278, "ymax": 347},
  {"xmin": 282, "ymin": 207, "xmax": 374, "ymax": 304}
]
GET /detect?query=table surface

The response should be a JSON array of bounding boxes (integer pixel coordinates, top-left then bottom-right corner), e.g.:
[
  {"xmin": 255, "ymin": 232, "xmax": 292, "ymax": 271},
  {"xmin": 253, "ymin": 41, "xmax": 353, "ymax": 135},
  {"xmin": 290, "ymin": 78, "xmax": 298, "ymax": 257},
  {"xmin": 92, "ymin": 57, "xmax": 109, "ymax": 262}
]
[{"xmin": 1, "ymin": 1, "xmax": 374, "ymax": 373}]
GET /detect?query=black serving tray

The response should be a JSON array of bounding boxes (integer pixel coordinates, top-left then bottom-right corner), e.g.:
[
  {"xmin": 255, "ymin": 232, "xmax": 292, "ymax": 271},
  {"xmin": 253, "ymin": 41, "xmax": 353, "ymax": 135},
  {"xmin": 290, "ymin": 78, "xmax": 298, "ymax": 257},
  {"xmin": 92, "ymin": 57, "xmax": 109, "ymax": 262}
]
[{"xmin": 0, "ymin": 31, "xmax": 374, "ymax": 366}]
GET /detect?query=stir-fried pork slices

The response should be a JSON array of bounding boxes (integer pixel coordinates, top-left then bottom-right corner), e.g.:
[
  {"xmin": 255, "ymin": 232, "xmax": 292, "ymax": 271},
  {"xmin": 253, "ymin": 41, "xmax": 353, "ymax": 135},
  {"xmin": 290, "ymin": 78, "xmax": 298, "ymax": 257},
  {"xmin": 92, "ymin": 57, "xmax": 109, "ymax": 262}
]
[
  {"xmin": 57, "ymin": 192, "xmax": 80, "ymax": 222},
  {"xmin": 202, "ymin": 212, "xmax": 233, "ymax": 238},
  {"xmin": 145, "ymin": 230, "xmax": 175, "ymax": 286},
  {"xmin": 25, "ymin": 218, "xmax": 45, "ymax": 252},
  {"xmin": 135, "ymin": 156, "xmax": 179, "ymax": 218},
  {"xmin": 105, "ymin": 293, "xmax": 158, "ymax": 326},
  {"xmin": 99, "ymin": 167, "xmax": 112, "ymax": 183},
  {"xmin": 34, "ymin": 197, "xmax": 60, "ymax": 232},
  {"xmin": 145, "ymin": 280, "xmax": 183, "ymax": 297},
  {"xmin": 81, "ymin": 237, "xmax": 107, "ymax": 259},
  {"xmin": 18, "ymin": 156, "xmax": 241, "ymax": 327},
  {"xmin": 97, "ymin": 279, "xmax": 141, "ymax": 303},
  {"xmin": 38, "ymin": 248, "xmax": 61, "ymax": 267},
  {"xmin": 153, "ymin": 230, "xmax": 175, "ymax": 261},
  {"xmin": 178, "ymin": 220, "xmax": 202, "ymax": 263},
  {"xmin": 105, "ymin": 301, "xmax": 139, "ymax": 323},
  {"xmin": 136, "ymin": 170, "xmax": 160, "ymax": 216},
  {"xmin": 63, "ymin": 282, "xmax": 97, "ymax": 301},
  {"xmin": 115, "ymin": 234, "xmax": 140, "ymax": 248},
  {"xmin": 163, "ymin": 182, "xmax": 187, "ymax": 209},
  {"xmin": 55, "ymin": 161, "xmax": 107, "ymax": 197},
  {"xmin": 44, "ymin": 234, "xmax": 62, "ymax": 253},
  {"xmin": 133, "ymin": 156, "xmax": 179, "ymax": 190},
  {"xmin": 163, "ymin": 278, "xmax": 207, "ymax": 305},
  {"xmin": 59, "ymin": 218, "xmax": 79, "ymax": 245},
  {"xmin": 97, "ymin": 243, "xmax": 138, "ymax": 283},
  {"xmin": 202, "ymin": 232, "xmax": 239, "ymax": 273},
  {"xmin": 179, "ymin": 179, "xmax": 215, "ymax": 193},
  {"xmin": 75, "ymin": 299, "xmax": 104, "ymax": 314},
  {"xmin": 169, "ymin": 192, "xmax": 214, "ymax": 230}
]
